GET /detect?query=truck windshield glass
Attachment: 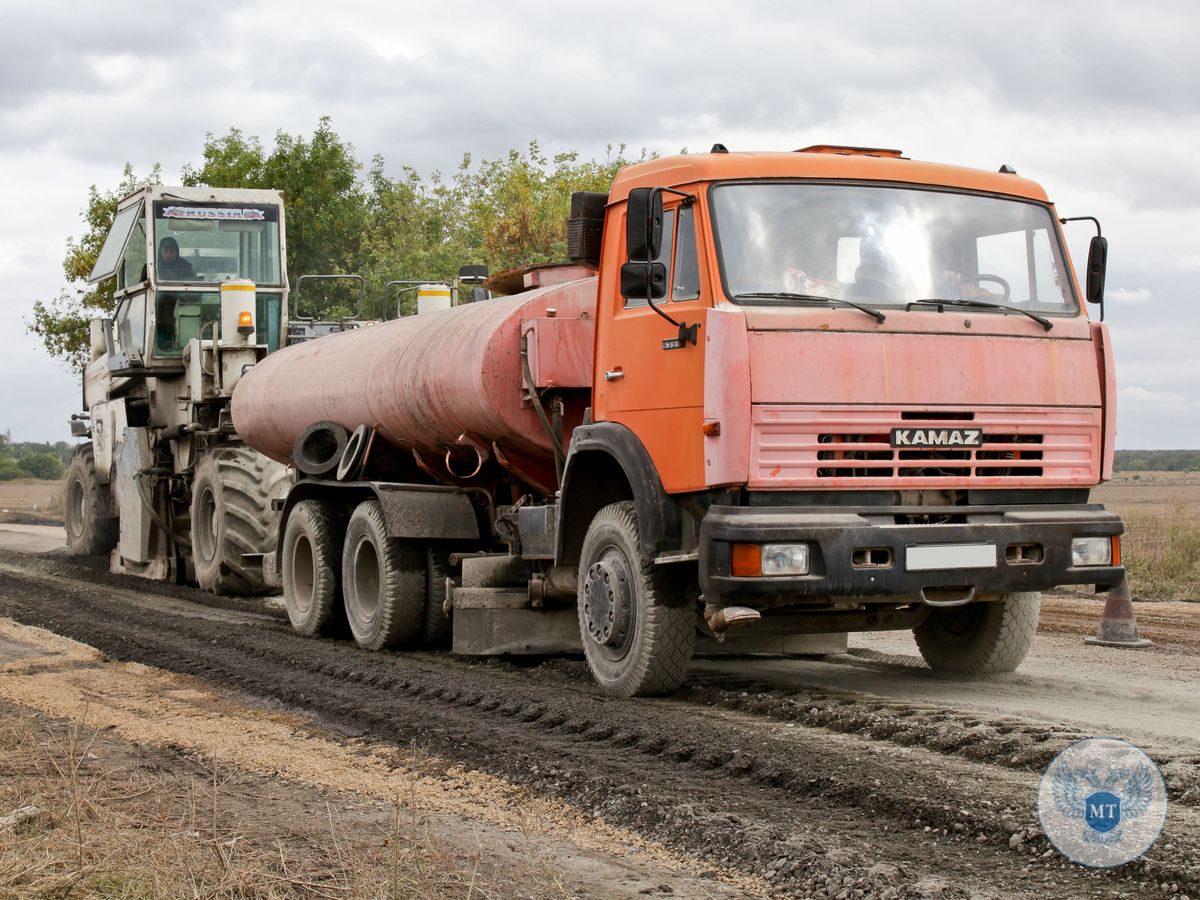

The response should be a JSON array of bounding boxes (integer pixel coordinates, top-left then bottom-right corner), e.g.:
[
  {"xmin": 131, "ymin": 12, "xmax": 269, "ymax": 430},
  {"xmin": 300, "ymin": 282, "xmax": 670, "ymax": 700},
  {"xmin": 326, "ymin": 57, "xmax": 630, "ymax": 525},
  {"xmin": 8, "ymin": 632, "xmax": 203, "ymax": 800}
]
[
  {"xmin": 152, "ymin": 203, "xmax": 282, "ymax": 285},
  {"xmin": 711, "ymin": 183, "xmax": 1076, "ymax": 313}
]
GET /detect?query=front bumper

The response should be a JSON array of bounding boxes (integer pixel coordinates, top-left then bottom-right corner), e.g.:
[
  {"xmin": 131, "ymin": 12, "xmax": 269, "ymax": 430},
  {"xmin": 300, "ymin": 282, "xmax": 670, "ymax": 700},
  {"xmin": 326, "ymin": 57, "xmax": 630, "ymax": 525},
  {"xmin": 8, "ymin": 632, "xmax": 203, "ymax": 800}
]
[{"xmin": 699, "ymin": 504, "xmax": 1124, "ymax": 607}]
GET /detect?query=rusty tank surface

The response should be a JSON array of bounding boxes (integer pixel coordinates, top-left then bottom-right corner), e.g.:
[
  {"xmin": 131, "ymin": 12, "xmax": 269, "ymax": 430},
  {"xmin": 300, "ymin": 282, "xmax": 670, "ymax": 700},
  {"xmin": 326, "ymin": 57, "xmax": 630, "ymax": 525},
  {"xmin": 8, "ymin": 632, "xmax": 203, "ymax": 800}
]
[{"xmin": 230, "ymin": 275, "xmax": 598, "ymax": 491}]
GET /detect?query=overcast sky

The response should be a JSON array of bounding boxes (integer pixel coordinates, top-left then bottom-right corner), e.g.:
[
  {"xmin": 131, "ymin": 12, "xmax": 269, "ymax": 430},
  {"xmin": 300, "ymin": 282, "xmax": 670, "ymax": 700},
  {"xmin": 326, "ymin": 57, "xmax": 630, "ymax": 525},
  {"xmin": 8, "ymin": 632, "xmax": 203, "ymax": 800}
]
[{"xmin": 1, "ymin": 0, "xmax": 1196, "ymax": 447}]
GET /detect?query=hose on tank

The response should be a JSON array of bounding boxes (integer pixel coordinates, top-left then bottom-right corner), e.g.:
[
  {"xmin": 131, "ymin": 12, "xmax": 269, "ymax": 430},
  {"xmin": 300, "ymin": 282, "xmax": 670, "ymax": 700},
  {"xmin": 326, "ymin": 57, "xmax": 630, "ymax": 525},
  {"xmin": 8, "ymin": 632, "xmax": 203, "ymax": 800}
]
[{"xmin": 519, "ymin": 336, "xmax": 566, "ymax": 483}]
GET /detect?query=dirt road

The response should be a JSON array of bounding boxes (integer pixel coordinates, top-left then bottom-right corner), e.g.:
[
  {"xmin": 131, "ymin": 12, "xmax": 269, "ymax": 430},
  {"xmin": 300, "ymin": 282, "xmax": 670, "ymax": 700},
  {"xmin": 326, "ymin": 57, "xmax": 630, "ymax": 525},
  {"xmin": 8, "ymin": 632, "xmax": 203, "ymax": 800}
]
[{"xmin": 0, "ymin": 534, "xmax": 1197, "ymax": 898}]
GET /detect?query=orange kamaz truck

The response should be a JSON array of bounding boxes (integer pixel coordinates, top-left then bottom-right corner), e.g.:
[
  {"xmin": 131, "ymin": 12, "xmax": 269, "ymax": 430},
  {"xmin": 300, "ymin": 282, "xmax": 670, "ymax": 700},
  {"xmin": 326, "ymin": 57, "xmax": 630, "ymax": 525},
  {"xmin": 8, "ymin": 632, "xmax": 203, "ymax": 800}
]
[{"xmin": 231, "ymin": 145, "xmax": 1124, "ymax": 697}]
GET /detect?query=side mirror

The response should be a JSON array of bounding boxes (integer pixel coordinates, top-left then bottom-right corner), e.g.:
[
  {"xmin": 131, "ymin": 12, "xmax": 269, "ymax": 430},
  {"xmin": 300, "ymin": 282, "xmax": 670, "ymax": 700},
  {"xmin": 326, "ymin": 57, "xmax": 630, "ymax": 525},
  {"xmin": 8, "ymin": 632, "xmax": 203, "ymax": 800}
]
[
  {"xmin": 620, "ymin": 261, "xmax": 667, "ymax": 300},
  {"xmin": 1085, "ymin": 235, "xmax": 1107, "ymax": 305},
  {"xmin": 625, "ymin": 187, "xmax": 663, "ymax": 261}
]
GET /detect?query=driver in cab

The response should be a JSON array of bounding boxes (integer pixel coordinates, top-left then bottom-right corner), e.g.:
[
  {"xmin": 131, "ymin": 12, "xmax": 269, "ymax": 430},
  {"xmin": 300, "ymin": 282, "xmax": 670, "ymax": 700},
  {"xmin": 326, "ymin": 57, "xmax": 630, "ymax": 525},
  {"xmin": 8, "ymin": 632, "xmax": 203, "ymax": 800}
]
[{"xmin": 156, "ymin": 236, "xmax": 195, "ymax": 281}]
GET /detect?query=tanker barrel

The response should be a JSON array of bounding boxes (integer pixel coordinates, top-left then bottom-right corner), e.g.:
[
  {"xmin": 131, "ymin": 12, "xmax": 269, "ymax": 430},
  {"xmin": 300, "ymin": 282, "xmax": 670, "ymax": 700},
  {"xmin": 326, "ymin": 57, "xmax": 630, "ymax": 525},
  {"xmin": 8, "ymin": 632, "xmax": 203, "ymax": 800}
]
[{"xmin": 231, "ymin": 273, "xmax": 600, "ymax": 492}]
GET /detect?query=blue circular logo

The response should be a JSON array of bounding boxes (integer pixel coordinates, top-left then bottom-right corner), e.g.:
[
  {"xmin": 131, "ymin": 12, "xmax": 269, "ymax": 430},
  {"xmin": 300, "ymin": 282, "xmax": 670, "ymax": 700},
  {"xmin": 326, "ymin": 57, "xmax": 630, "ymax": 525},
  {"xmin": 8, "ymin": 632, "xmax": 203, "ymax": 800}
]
[{"xmin": 1038, "ymin": 738, "xmax": 1167, "ymax": 868}]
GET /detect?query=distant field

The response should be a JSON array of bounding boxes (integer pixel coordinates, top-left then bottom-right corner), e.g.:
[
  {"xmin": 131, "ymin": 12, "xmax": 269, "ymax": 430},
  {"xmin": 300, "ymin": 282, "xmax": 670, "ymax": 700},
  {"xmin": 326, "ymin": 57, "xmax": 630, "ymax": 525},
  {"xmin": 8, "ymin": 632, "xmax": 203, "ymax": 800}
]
[
  {"xmin": 0, "ymin": 479, "xmax": 62, "ymax": 523},
  {"xmin": 1094, "ymin": 470, "xmax": 1200, "ymax": 516}
]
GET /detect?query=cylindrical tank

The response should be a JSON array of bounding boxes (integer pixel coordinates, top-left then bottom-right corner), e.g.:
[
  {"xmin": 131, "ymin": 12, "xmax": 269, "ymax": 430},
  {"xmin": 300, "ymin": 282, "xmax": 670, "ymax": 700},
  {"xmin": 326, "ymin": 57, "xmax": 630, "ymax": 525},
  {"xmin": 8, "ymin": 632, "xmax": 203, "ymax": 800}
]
[{"xmin": 231, "ymin": 277, "xmax": 597, "ymax": 469}]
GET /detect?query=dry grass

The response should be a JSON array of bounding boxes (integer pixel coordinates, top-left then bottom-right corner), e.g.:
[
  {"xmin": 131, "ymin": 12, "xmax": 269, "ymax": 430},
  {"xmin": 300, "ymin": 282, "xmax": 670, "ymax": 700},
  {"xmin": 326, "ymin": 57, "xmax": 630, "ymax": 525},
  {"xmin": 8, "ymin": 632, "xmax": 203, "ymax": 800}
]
[
  {"xmin": 0, "ymin": 705, "xmax": 562, "ymax": 899},
  {"xmin": 0, "ymin": 480, "xmax": 63, "ymax": 525},
  {"xmin": 1122, "ymin": 502, "xmax": 1200, "ymax": 601}
]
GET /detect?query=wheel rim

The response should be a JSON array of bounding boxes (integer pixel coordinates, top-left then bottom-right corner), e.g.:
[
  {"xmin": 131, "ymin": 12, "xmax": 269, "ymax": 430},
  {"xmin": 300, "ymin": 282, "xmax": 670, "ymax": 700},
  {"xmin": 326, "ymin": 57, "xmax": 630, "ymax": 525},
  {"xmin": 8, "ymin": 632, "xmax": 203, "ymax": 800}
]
[
  {"xmin": 582, "ymin": 544, "xmax": 635, "ymax": 661},
  {"xmin": 351, "ymin": 534, "xmax": 381, "ymax": 622},
  {"xmin": 196, "ymin": 486, "xmax": 219, "ymax": 563},
  {"xmin": 289, "ymin": 533, "xmax": 315, "ymax": 615},
  {"xmin": 66, "ymin": 477, "xmax": 86, "ymax": 538},
  {"xmin": 930, "ymin": 603, "xmax": 983, "ymax": 646}
]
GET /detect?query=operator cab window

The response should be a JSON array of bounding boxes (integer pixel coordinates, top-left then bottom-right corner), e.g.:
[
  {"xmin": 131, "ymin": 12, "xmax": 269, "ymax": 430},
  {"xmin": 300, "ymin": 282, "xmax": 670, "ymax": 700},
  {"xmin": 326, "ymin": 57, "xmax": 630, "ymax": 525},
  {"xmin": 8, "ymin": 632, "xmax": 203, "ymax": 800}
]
[{"xmin": 152, "ymin": 202, "xmax": 282, "ymax": 285}]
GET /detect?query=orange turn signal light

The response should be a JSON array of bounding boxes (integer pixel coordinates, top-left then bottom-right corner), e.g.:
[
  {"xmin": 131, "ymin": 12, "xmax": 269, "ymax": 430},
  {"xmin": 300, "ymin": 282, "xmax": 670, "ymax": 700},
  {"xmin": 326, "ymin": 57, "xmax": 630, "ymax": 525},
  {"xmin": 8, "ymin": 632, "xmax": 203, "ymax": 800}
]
[
  {"xmin": 731, "ymin": 543, "xmax": 762, "ymax": 577},
  {"xmin": 1111, "ymin": 535, "xmax": 1121, "ymax": 568},
  {"xmin": 702, "ymin": 419, "xmax": 721, "ymax": 437}
]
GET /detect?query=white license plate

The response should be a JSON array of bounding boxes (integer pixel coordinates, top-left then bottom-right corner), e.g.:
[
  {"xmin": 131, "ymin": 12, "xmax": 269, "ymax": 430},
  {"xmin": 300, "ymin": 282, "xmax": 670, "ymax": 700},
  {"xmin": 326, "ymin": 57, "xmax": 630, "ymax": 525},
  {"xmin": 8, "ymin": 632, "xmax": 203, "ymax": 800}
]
[{"xmin": 905, "ymin": 543, "xmax": 997, "ymax": 571}]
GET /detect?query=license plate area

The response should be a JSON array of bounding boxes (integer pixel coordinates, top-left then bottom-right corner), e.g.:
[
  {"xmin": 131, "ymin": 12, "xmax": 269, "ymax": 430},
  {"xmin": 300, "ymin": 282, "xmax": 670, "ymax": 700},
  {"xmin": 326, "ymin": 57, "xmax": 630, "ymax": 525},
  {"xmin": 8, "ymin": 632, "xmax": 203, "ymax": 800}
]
[{"xmin": 905, "ymin": 543, "xmax": 996, "ymax": 571}]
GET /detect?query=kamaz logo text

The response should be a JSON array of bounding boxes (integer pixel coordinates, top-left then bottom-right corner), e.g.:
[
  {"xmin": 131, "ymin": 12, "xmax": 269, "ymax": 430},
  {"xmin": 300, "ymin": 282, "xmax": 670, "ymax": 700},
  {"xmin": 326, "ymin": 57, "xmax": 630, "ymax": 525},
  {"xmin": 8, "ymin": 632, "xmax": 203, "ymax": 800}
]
[{"xmin": 890, "ymin": 428, "xmax": 983, "ymax": 448}]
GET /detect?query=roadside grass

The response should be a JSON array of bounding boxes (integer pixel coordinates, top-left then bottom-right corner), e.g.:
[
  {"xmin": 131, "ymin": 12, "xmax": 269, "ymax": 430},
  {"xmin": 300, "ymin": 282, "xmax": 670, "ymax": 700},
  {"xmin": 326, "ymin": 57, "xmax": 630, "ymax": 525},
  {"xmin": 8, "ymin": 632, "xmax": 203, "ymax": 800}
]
[
  {"xmin": 0, "ymin": 705, "xmax": 560, "ymax": 898},
  {"xmin": 1122, "ymin": 502, "xmax": 1200, "ymax": 600}
]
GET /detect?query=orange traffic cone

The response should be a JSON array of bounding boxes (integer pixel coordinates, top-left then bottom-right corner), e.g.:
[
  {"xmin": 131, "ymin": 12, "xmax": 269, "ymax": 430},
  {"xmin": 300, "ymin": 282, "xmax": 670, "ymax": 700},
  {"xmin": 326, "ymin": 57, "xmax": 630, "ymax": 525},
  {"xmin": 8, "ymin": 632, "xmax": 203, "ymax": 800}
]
[{"xmin": 1084, "ymin": 577, "xmax": 1152, "ymax": 648}]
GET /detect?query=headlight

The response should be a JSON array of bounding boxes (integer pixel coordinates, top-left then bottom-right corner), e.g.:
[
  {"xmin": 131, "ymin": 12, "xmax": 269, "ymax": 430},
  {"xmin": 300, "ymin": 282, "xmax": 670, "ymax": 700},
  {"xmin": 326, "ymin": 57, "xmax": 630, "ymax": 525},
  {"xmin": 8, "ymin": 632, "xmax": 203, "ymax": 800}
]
[
  {"xmin": 1071, "ymin": 537, "xmax": 1113, "ymax": 567},
  {"xmin": 761, "ymin": 543, "xmax": 810, "ymax": 576}
]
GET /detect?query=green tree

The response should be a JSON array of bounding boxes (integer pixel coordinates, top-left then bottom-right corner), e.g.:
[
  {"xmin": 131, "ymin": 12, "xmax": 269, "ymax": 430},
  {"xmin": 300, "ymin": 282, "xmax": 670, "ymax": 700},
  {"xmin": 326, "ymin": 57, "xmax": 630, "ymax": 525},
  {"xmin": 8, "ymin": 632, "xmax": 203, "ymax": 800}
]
[
  {"xmin": 183, "ymin": 117, "xmax": 370, "ymax": 287},
  {"xmin": 28, "ymin": 164, "xmax": 162, "ymax": 370},
  {"xmin": 16, "ymin": 453, "xmax": 63, "ymax": 480}
]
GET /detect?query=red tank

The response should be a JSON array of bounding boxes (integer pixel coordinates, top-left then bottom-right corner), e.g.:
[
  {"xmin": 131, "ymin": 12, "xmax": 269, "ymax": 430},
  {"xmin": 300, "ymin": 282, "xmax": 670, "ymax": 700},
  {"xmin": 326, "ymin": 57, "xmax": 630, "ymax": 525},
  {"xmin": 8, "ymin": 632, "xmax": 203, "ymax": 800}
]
[{"xmin": 230, "ymin": 276, "xmax": 597, "ymax": 480}]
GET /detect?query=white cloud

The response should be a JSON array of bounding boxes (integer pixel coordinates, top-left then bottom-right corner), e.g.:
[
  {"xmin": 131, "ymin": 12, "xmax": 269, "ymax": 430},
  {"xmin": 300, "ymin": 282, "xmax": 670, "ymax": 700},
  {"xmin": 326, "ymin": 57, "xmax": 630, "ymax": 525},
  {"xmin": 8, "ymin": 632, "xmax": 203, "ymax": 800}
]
[{"xmin": 1108, "ymin": 287, "xmax": 1152, "ymax": 303}]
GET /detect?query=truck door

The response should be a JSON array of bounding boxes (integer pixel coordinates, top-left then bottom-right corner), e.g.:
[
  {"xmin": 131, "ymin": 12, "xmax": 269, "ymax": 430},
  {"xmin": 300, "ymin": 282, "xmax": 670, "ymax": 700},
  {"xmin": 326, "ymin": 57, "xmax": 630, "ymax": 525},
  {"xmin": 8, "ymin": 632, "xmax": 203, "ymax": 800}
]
[{"xmin": 594, "ymin": 199, "xmax": 709, "ymax": 492}]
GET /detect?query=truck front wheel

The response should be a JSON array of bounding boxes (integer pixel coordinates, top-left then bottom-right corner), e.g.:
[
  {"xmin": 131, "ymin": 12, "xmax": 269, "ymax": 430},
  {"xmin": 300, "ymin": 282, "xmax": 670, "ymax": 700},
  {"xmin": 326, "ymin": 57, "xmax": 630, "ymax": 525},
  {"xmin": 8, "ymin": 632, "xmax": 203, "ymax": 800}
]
[
  {"xmin": 64, "ymin": 444, "xmax": 117, "ymax": 556},
  {"xmin": 913, "ymin": 592, "xmax": 1040, "ymax": 675},
  {"xmin": 577, "ymin": 501, "xmax": 695, "ymax": 698},
  {"xmin": 281, "ymin": 500, "xmax": 345, "ymax": 637},
  {"xmin": 341, "ymin": 499, "xmax": 424, "ymax": 651}
]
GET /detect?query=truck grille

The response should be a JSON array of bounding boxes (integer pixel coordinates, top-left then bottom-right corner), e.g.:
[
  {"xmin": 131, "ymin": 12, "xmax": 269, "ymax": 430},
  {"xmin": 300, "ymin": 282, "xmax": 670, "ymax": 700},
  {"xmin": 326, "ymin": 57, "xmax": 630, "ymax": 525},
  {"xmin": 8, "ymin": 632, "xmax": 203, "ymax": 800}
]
[{"xmin": 751, "ymin": 406, "xmax": 1099, "ymax": 488}]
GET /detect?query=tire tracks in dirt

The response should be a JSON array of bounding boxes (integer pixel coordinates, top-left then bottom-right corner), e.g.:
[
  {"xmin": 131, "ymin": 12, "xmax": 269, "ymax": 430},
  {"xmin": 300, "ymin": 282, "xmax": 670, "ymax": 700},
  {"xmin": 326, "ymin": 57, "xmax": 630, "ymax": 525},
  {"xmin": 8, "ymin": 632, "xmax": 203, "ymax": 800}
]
[{"xmin": 1, "ymin": 549, "xmax": 1195, "ymax": 898}]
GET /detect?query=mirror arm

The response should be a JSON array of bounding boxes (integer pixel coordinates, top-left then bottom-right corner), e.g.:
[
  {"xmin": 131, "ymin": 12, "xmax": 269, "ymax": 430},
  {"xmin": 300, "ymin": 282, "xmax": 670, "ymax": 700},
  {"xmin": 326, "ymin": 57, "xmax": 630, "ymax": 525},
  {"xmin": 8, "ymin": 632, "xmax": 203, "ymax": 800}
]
[
  {"xmin": 1059, "ymin": 215, "xmax": 1102, "ymax": 238},
  {"xmin": 660, "ymin": 187, "xmax": 697, "ymax": 207},
  {"xmin": 642, "ymin": 272, "xmax": 698, "ymax": 348}
]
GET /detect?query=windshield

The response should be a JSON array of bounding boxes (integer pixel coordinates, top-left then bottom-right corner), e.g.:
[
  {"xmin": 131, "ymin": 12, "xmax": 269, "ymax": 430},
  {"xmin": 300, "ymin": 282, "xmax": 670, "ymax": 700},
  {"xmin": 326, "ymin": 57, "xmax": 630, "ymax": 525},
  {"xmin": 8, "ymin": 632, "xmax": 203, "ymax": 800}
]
[
  {"xmin": 152, "ymin": 202, "xmax": 282, "ymax": 285},
  {"xmin": 711, "ymin": 183, "xmax": 1077, "ymax": 313}
]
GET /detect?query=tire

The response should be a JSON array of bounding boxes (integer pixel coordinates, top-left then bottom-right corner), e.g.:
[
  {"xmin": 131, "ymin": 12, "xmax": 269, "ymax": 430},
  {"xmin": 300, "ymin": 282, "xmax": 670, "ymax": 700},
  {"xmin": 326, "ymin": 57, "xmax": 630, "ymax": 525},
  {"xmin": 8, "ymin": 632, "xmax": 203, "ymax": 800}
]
[
  {"xmin": 63, "ymin": 444, "xmax": 118, "ymax": 556},
  {"xmin": 914, "ymin": 592, "xmax": 1041, "ymax": 675},
  {"xmin": 420, "ymin": 545, "xmax": 452, "ymax": 648},
  {"xmin": 191, "ymin": 446, "xmax": 290, "ymax": 595},
  {"xmin": 281, "ymin": 500, "xmax": 345, "ymax": 637},
  {"xmin": 341, "ymin": 500, "xmax": 424, "ymax": 650},
  {"xmin": 577, "ymin": 501, "xmax": 696, "ymax": 698}
]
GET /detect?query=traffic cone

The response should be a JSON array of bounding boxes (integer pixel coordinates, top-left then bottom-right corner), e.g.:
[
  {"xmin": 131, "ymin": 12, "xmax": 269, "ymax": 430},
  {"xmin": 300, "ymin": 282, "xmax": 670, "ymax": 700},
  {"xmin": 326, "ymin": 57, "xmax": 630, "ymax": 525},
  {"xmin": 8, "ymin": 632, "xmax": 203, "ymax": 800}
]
[{"xmin": 1084, "ymin": 577, "xmax": 1152, "ymax": 648}]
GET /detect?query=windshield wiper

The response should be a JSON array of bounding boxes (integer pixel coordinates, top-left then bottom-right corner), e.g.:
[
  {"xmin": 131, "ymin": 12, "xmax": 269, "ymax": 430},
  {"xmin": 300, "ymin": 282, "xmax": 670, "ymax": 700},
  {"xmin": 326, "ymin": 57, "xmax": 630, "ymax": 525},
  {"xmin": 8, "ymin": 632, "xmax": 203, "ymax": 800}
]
[
  {"xmin": 906, "ymin": 297, "xmax": 1052, "ymax": 331},
  {"xmin": 733, "ymin": 292, "xmax": 886, "ymax": 324}
]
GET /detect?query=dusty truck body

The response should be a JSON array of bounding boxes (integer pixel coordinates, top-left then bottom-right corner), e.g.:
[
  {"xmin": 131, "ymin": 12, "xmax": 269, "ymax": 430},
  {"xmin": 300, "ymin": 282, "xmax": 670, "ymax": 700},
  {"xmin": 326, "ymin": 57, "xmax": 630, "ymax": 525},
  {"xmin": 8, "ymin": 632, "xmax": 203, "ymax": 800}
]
[{"xmin": 231, "ymin": 146, "xmax": 1124, "ymax": 697}]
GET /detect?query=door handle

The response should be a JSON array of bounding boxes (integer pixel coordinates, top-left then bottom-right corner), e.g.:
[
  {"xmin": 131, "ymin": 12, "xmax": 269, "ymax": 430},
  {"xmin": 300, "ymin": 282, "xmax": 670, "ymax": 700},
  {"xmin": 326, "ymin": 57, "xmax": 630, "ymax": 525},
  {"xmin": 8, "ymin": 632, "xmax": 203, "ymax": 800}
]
[{"xmin": 604, "ymin": 370, "xmax": 624, "ymax": 382}]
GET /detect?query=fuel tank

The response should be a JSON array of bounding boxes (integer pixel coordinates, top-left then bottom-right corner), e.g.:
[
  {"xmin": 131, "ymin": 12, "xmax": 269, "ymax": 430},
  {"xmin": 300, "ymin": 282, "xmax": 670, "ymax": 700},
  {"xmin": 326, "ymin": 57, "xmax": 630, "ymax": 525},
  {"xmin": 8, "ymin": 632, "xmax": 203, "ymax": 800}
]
[{"xmin": 230, "ymin": 278, "xmax": 598, "ymax": 469}]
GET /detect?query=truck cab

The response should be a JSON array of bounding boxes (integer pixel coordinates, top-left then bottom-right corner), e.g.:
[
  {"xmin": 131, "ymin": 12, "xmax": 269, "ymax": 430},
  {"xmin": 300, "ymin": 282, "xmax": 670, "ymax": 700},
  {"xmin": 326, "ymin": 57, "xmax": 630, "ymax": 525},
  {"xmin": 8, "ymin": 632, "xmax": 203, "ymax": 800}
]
[{"xmin": 566, "ymin": 146, "xmax": 1121, "ymax": 689}]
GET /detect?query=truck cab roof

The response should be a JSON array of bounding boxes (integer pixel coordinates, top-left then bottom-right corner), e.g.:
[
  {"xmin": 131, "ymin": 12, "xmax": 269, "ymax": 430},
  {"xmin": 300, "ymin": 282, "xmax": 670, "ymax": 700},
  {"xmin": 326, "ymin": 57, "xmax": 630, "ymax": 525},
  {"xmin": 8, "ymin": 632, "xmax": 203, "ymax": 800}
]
[{"xmin": 607, "ymin": 150, "xmax": 1050, "ymax": 205}]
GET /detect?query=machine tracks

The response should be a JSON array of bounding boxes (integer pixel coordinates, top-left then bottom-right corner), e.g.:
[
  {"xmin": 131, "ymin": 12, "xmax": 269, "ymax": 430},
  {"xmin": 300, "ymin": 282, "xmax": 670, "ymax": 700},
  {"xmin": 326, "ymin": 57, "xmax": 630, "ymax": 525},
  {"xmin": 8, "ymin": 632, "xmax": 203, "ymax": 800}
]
[{"xmin": 1, "ymin": 549, "xmax": 1196, "ymax": 898}]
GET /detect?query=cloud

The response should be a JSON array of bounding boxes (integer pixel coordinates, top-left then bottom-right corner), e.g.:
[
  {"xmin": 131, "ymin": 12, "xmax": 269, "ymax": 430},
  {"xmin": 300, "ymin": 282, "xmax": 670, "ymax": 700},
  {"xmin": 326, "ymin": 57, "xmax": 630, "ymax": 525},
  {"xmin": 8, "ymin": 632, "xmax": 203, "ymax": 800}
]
[{"xmin": 1108, "ymin": 288, "xmax": 1151, "ymax": 303}]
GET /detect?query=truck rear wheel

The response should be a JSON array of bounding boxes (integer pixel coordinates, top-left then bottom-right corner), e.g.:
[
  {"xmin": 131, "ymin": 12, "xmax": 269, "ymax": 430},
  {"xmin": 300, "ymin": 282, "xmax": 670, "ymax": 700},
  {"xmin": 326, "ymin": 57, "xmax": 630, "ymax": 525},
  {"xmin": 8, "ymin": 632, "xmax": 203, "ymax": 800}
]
[
  {"xmin": 577, "ymin": 501, "xmax": 695, "ymax": 698},
  {"xmin": 64, "ymin": 444, "xmax": 117, "ymax": 556},
  {"xmin": 914, "ymin": 592, "xmax": 1040, "ymax": 674},
  {"xmin": 191, "ymin": 446, "xmax": 289, "ymax": 596},
  {"xmin": 341, "ymin": 499, "xmax": 424, "ymax": 650},
  {"xmin": 281, "ymin": 500, "xmax": 345, "ymax": 637}
]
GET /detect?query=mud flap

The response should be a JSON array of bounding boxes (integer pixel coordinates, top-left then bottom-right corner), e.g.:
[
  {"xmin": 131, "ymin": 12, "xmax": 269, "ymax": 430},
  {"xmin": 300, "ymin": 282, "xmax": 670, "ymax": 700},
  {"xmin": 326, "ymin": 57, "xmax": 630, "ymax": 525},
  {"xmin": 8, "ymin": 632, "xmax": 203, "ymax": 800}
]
[{"xmin": 452, "ymin": 606, "xmax": 582, "ymax": 656}]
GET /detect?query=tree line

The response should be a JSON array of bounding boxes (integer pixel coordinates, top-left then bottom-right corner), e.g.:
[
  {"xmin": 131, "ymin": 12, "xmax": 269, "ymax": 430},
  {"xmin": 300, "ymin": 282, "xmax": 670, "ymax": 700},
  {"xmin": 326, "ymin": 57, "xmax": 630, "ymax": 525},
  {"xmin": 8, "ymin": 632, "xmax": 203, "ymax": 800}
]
[
  {"xmin": 29, "ymin": 119, "xmax": 647, "ymax": 370},
  {"xmin": 0, "ymin": 433, "xmax": 70, "ymax": 481},
  {"xmin": 1113, "ymin": 450, "xmax": 1200, "ymax": 472}
]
